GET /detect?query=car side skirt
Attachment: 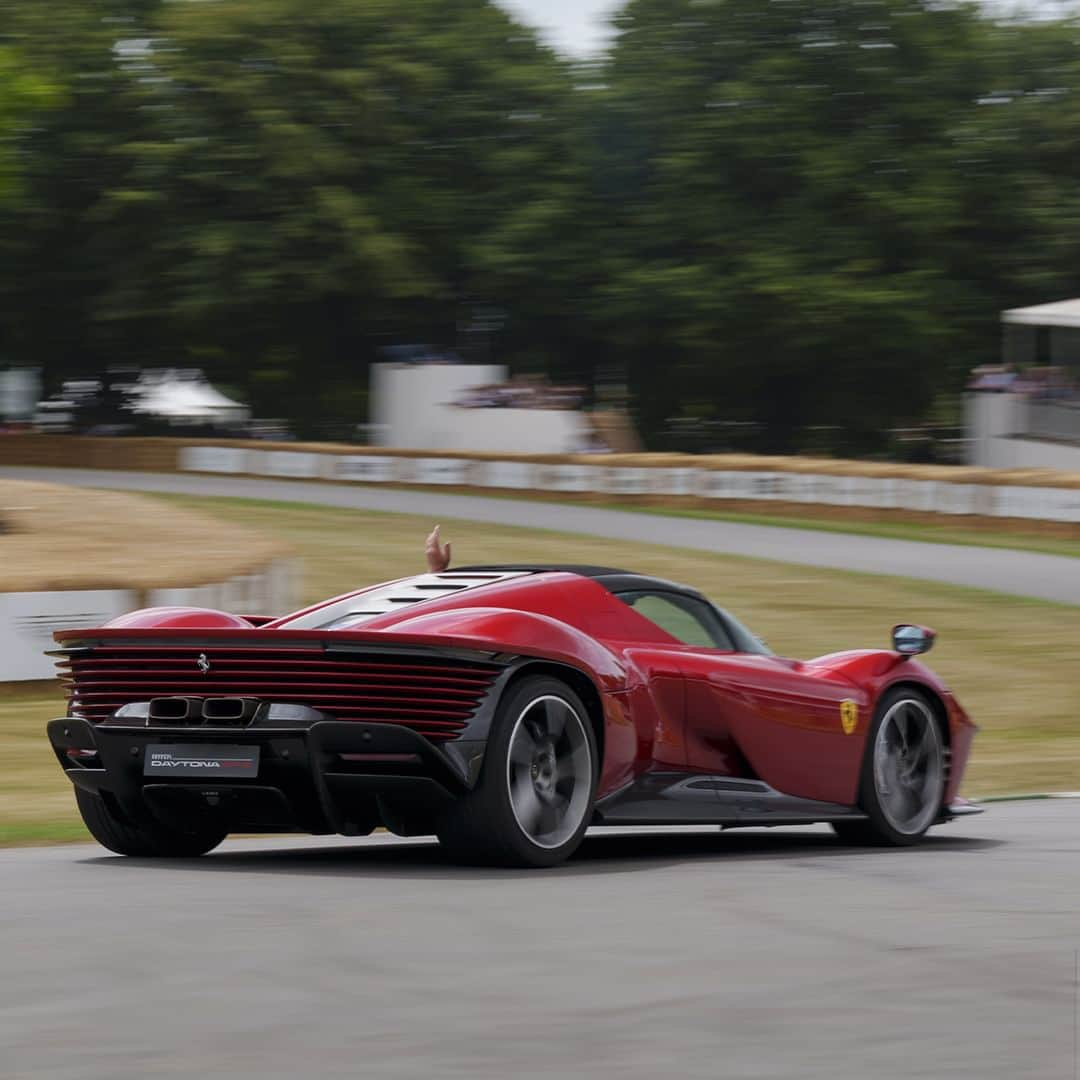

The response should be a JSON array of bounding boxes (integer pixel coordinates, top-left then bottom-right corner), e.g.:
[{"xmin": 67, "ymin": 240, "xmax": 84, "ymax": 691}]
[{"xmin": 591, "ymin": 773, "xmax": 868, "ymax": 827}]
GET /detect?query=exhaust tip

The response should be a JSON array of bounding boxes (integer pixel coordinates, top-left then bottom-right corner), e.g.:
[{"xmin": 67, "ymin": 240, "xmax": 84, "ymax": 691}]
[
  {"xmin": 202, "ymin": 697, "xmax": 258, "ymax": 724},
  {"xmin": 149, "ymin": 697, "xmax": 198, "ymax": 722}
]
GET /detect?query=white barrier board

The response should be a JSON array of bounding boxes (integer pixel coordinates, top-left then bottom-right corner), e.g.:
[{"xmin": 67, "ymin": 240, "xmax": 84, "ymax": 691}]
[
  {"xmin": 414, "ymin": 458, "xmax": 471, "ymax": 485},
  {"xmin": 483, "ymin": 461, "xmax": 537, "ymax": 489},
  {"xmin": 0, "ymin": 590, "xmax": 135, "ymax": 681},
  {"xmin": 995, "ymin": 485, "xmax": 1080, "ymax": 523},
  {"xmin": 251, "ymin": 451, "xmax": 322, "ymax": 479},
  {"xmin": 544, "ymin": 465, "xmax": 593, "ymax": 493},
  {"xmin": 332, "ymin": 456, "xmax": 399, "ymax": 483},
  {"xmin": 174, "ymin": 445, "xmax": 1080, "ymax": 524},
  {"xmin": 179, "ymin": 446, "xmax": 248, "ymax": 474},
  {"xmin": 604, "ymin": 468, "xmax": 651, "ymax": 496},
  {"xmin": 702, "ymin": 470, "xmax": 798, "ymax": 502},
  {"xmin": 651, "ymin": 468, "xmax": 702, "ymax": 497}
]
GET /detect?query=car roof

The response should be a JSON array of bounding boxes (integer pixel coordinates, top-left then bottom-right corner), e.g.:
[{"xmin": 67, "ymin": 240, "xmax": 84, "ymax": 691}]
[
  {"xmin": 272, "ymin": 565, "xmax": 714, "ymax": 633},
  {"xmin": 452, "ymin": 565, "xmax": 704, "ymax": 600},
  {"xmin": 452, "ymin": 564, "xmax": 631, "ymax": 578}
]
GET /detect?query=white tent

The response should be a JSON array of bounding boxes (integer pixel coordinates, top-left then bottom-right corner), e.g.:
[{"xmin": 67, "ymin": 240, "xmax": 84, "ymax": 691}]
[
  {"xmin": 1001, "ymin": 298, "xmax": 1080, "ymax": 329},
  {"xmin": 129, "ymin": 371, "xmax": 249, "ymax": 424}
]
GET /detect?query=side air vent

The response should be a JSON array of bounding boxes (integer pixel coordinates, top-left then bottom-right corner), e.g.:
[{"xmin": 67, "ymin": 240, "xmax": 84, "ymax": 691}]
[{"xmin": 686, "ymin": 778, "xmax": 770, "ymax": 793}]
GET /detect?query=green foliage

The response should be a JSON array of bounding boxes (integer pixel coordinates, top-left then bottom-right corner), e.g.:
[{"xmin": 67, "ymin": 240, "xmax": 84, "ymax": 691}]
[
  {"xmin": 95, "ymin": 0, "xmax": 584, "ymax": 427},
  {"xmin": 598, "ymin": 0, "xmax": 1031, "ymax": 451},
  {"xmin": 2, "ymin": 0, "xmax": 1080, "ymax": 447},
  {"xmin": 0, "ymin": 46, "xmax": 60, "ymax": 199}
]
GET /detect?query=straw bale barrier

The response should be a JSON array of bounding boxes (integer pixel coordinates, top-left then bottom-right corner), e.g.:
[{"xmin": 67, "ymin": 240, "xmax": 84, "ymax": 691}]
[
  {"xmin": 1, "ymin": 434, "xmax": 1079, "ymax": 532},
  {"xmin": 3, "ymin": 432, "xmax": 1080, "ymax": 486}
]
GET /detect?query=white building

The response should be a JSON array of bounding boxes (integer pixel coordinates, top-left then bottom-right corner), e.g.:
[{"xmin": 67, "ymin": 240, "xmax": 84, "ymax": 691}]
[
  {"xmin": 370, "ymin": 362, "xmax": 594, "ymax": 454},
  {"xmin": 966, "ymin": 299, "xmax": 1080, "ymax": 470},
  {"xmin": 0, "ymin": 368, "xmax": 41, "ymax": 421}
]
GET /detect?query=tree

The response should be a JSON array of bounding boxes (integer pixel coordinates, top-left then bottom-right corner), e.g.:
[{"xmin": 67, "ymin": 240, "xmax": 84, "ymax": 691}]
[
  {"xmin": 597, "ymin": 0, "xmax": 1022, "ymax": 452},
  {"xmin": 5, "ymin": 0, "xmax": 1080, "ymax": 451},
  {"xmin": 95, "ymin": 0, "xmax": 587, "ymax": 430},
  {"xmin": 0, "ymin": 46, "xmax": 58, "ymax": 199},
  {"xmin": 0, "ymin": 1, "xmax": 157, "ymax": 377}
]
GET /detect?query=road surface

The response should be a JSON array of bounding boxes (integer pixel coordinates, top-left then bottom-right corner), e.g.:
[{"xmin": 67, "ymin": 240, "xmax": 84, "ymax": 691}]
[{"xmin": 1, "ymin": 804, "xmax": 1077, "ymax": 1079}]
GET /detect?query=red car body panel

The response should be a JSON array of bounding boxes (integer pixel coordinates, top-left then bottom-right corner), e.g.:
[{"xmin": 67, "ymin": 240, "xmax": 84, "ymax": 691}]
[{"xmin": 53, "ymin": 568, "xmax": 977, "ymax": 812}]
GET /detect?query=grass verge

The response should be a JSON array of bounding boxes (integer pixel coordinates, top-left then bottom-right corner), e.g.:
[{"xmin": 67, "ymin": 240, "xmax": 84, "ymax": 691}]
[
  {"xmin": 606, "ymin": 503, "xmax": 1080, "ymax": 560},
  {"xmin": 5, "ymin": 492, "xmax": 1078, "ymax": 845},
  {"xmin": 367, "ymin": 484, "xmax": 1080, "ymax": 560}
]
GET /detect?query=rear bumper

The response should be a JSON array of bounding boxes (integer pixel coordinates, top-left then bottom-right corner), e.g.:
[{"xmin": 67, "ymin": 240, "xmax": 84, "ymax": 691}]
[{"xmin": 47, "ymin": 716, "xmax": 486, "ymax": 837}]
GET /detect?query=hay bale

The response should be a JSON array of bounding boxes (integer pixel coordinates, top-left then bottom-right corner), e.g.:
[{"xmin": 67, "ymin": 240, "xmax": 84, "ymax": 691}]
[{"xmin": 0, "ymin": 479, "xmax": 288, "ymax": 593}]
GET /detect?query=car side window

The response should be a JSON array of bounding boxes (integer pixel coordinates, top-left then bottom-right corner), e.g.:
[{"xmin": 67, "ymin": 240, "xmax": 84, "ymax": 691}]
[{"xmin": 617, "ymin": 591, "xmax": 734, "ymax": 650}]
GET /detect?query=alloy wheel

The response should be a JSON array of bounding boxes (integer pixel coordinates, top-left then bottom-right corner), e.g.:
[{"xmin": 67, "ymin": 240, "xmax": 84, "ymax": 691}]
[
  {"xmin": 506, "ymin": 695, "xmax": 593, "ymax": 850},
  {"xmin": 872, "ymin": 697, "xmax": 944, "ymax": 836}
]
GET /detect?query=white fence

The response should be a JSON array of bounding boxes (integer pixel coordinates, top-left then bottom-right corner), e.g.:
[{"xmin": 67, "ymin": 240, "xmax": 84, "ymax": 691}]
[
  {"xmin": 3, "ymin": 557, "xmax": 299, "ymax": 683},
  {"xmin": 0, "ymin": 590, "xmax": 135, "ymax": 681},
  {"xmin": 179, "ymin": 446, "xmax": 1080, "ymax": 524}
]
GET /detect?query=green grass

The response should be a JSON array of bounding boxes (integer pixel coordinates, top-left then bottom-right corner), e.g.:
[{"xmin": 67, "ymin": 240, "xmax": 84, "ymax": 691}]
[
  {"xmin": 6, "ymin": 491, "xmax": 1079, "ymax": 846},
  {"xmin": 139, "ymin": 487, "xmax": 1080, "ymax": 560},
  {"xmin": 608, "ymin": 503, "xmax": 1080, "ymax": 560},
  {"xmin": 420, "ymin": 484, "xmax": 1080, "ymax": 559},
  {"xmin": 0, "ymin": 820, "xmax": 98, "ymax": 846}
]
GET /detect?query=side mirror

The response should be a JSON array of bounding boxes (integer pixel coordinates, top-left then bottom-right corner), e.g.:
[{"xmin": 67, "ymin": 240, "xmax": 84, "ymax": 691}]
[{"xmin": 892, "ymin": 624, "xmax": 936, "ymax": 657}]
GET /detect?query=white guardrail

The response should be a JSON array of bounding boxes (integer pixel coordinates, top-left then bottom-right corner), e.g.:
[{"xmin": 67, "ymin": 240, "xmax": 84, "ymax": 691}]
[
  {"xmin": 180, "ymin": 446, "xmax": 1080, "ymax": 523},
  {"xmin": 3, "ymin": 558, "xmax": 298, "ymax": 682}
]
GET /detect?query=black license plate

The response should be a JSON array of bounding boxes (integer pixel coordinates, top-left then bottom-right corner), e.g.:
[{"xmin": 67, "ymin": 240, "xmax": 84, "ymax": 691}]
[{"xmin": 144, "ymin": 744, "xmax": 260, "ymax": 779}]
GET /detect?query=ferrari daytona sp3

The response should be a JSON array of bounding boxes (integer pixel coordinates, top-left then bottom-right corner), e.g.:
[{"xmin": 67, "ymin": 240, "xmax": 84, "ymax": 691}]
[{"xmin": 47, "ymin": 564, "xmax": 979, "ymax": 867}]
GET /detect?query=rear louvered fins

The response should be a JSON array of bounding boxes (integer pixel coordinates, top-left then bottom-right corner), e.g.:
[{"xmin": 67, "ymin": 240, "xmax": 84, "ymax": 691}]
[{"xmin": 55, "ymin": 647, "xmax": 502, "ymax": 740}]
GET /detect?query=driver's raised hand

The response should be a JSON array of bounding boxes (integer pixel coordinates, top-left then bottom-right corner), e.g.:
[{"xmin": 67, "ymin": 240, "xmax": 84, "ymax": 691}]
[{"xmin": 425, "ymin": 525, "xmax": 452, "ymax": 572}]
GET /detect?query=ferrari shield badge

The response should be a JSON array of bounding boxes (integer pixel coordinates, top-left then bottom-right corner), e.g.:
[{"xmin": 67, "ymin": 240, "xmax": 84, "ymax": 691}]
[{"xmin": 839, "ymin": 700, "xmax": 858, "ymax": 736}]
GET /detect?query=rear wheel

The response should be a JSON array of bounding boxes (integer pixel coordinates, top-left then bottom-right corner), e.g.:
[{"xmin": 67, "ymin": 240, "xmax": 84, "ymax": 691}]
[
  {"xmin": 437, "ymin": 675, "xmax": 598, "ymax": 868},
  {"xmin": 75, "ymin": 787, "xmax": 227, "ymax": 857},
  {"xmin": 832, "ymin": 687, "xmax": 945, "ymax": 846}
]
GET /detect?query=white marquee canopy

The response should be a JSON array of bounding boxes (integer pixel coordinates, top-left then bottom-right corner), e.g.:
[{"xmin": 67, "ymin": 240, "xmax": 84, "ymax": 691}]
[{"xmin": 1001, "ymin": 298, "xmax": 1080, "ymax": 329}]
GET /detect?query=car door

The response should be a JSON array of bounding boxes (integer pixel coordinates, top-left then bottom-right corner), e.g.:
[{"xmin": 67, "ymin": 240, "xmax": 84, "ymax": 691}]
[
  {"xmin": 615, "ymin": 591, "xmax": 750, "ymax": 780},
  {"xmin": 677, "ymin": 649, "xmax": 868, "ymax": 807},
  {"xmin": 617, "ymin": 589, "xmax": 866, "ymax": 806}
]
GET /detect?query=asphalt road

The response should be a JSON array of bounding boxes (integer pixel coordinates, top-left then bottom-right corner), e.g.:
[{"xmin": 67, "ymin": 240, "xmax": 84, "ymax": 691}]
[
  {"xmin": 1, "ymin": 804, "xmax": 1078, "ymax": 1079},
  {"xmin": 2, "ymin": 465, "xmax": 1078, "ymax": 603}
]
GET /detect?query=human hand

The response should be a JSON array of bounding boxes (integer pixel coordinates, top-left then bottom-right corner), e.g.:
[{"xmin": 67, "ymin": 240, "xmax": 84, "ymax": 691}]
[{"xmin": 425, "ymin": 525, "xmax": 452, "ymax": 572}]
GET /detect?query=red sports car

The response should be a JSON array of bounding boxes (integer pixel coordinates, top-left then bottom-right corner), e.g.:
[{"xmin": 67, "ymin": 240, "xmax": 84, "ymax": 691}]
[{"xmin": 47, "ymin": 565, "xmax": 980, "ymax": 867}]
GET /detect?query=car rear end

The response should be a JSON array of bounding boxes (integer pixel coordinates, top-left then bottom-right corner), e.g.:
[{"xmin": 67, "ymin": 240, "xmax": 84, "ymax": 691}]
[{"xmin": 47, "ymin": 629, "xmax": 513, "ymax": 840}]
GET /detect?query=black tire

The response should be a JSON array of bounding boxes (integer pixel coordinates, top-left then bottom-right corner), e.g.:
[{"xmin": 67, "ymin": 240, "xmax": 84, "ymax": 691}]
[
  {"xmin": 75, "ymin": 787, "xmax": 227, "ymax": 857},
  {"xmin": 437, "ymin": 675, "xmax": 598, "ymax": 868},
  {"xmin": 833, "ymin": 686, "xmax": 946, "ymax": 847}
]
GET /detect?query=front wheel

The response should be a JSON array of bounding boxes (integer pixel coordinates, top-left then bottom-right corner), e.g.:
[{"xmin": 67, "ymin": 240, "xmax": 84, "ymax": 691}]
[
  {"xmin": 437, "ymin": 675, "xmax": 598, "ymax": 868},
  {"xmin": 833, "ymin": 687, "xmax": 946, "ymax": 846},
  {"xmin": 75, "ymin": 787, "xmax": 227, "ymax": 857}
]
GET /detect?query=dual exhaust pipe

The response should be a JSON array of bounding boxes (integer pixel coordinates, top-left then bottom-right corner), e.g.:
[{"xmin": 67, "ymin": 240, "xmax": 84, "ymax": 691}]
[{"xmin": 148, "ymin": 697, "xmax": 259, "ymax": 726}]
